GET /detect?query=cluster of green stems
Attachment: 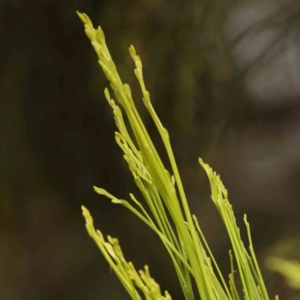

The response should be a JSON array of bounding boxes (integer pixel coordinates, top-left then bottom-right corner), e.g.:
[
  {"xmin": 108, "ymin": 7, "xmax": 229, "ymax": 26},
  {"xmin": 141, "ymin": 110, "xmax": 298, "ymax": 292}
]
[{"xmin": 77, "ymin": 12, "xmax": 278, "ymax": 300}]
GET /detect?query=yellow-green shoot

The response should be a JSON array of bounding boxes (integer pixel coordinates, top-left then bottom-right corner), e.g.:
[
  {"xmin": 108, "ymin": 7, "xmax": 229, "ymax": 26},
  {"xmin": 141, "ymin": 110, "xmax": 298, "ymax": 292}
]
[{"xmin": 77, "ymin": 11, "xmax": 278, "ymax": 300}]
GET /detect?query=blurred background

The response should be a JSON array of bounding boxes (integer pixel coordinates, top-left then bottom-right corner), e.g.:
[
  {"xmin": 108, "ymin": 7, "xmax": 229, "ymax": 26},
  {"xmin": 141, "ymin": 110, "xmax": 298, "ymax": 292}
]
[{"xmin": 1, "ymin": 0, "xmax": 300, "ymax": 299}]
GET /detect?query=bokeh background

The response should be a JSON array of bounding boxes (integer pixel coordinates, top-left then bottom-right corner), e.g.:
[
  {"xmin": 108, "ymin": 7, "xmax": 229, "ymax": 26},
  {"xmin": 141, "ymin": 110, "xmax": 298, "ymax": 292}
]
[{"xmin": 1, "ymin": 0, "xmax": 300, "ymax": 299}]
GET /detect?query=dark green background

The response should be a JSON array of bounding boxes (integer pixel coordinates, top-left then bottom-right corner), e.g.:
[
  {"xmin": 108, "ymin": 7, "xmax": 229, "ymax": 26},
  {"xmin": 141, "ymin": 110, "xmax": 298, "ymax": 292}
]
[{"xmin": 1, "ymin": 0, "xmax": 300, "ymax": 299}]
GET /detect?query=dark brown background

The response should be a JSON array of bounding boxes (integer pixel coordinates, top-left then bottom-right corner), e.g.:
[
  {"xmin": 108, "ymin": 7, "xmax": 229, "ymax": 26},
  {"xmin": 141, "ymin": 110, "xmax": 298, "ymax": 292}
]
[{"xmin": 1, "ymin": 0, "xmax": 300, "ymax": 299}]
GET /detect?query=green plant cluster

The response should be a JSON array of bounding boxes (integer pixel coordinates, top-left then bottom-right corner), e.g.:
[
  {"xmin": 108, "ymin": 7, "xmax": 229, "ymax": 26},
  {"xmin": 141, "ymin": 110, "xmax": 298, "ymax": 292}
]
[{"xmin": 77, "ymin": 12, "xmax": 279, "ymax": 300}]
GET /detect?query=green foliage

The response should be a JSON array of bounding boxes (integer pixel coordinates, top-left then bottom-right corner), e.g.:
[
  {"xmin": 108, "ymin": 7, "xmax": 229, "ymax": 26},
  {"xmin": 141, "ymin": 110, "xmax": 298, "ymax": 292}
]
[
  {"xmin": 77, "ymin": 11, "xmax": 278, "ymax": 300},
  {"xmin": 266, "ymin": 257, "xmax": 300, "ymax": 290}
]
